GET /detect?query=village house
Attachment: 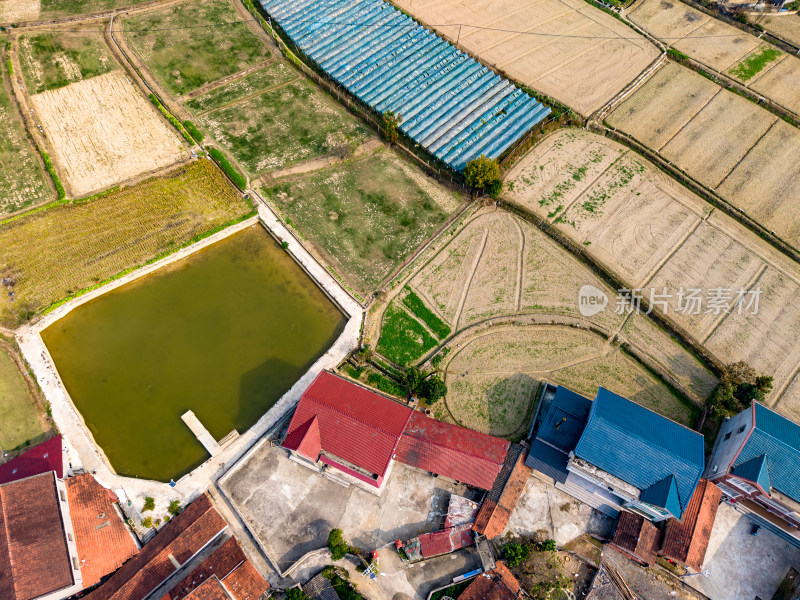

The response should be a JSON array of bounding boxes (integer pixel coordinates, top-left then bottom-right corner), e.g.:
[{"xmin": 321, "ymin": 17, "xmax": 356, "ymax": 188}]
[
  {"xmin": 527, "ymin": 386, "xmax": 706, "ymax": 522},
  {"xmin": 705, "ymin": 401, "xmax": 800, "ymax": 547}
]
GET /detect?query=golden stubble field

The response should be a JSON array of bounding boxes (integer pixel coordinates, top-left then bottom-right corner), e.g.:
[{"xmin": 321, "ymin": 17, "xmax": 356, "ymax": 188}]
[
  {"xmin": 505, "ymin": 128, "xmax": 800, "ymax": 419},
  {"xmin": 391, "ymin": 0, "xmax": 659, "ymax": 115},
  {"xmin": 627, "ymin": 0, "xmax": 800, "ymax": 115},
  {"xmin": 606, "ymin": 62, "xmax": 800, "ymax": 247},
  {"xmin": 30, "ymin": 70, "xmax": 186, "ymax": 196}
]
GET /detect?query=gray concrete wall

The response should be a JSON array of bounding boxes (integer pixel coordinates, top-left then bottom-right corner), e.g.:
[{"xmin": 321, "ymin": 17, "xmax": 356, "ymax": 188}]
[{"xmin": 706, "ymin": 407, "xmax": 754, "ymax": 479}]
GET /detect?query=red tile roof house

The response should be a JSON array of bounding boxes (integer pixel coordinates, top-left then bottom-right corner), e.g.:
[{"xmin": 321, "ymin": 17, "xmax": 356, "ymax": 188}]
[
  {"xmin": 0, "ymin": 472, "xmax": 84, "ymax": 600},
  {"xmin": 458, "ymin": 562, "xmax": 522, "ymax": 600},
  {"xmin": 660, "ymin": 479, "xmax": 722, "ymax": 572},
  {"xmin": 86, "ymin": 494, "xmax": 269, "ymax": 600},
  {"xmin": 0, "ymin": 436, "xmax": 139, "ymax": 600},
  {"xmin": 0, "ymin": 434, "xmax": 65, "ymax": 485},
  {"xmin": 609, "ymin": 511, "xmax": 662, "ymax": 567},
  {"xmin": 85, "ymin": 494, "xmax": 228, "ymax": 600},
  {"xmin": 282, "ymin": 371, "xmax": 511, "ymax": 492}
]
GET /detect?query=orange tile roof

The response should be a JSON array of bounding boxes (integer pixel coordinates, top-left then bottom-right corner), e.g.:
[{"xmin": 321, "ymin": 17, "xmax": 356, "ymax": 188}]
[
  {"xmin": 184, "ymin": 577, "xmax": 230, "ymax": 600},
  {"xmin": 86, "ymin": 495, "xmax": 227, "ymax": 600},
  {"xmin": 221, "ymin": 560, "xmax": 270, "ymax": 600},
  {"xmin": 473, "ymin": 447, "xmax": 530, "ymax": 539},
  {"xmin": 662, "ymin": 479, "xmax": 722, "ymax": 571},
  {"xmin": 66, "ymin": 474, "xmax": 139, "ymax": 588},
  {"xmin": 610, "ymin": 511, "xmax": 661, "ymax": 566},
  {"xmin": 459, "ymin": 562, "xmax": 520, "ymax": 600},
  {"xmin": 0, "ymin": 472, "xmax": 74, "ymax": 600}
]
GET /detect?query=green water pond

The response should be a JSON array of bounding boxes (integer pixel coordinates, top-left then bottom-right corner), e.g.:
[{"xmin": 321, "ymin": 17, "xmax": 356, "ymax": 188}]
[{"xmin": 42, "ymin": 224, "xmax": 346, "ymax": 481}]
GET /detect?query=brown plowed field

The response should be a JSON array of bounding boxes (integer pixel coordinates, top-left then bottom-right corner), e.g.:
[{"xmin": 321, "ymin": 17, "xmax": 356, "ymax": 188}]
[
  {"xmin": 30, "ymin": 70, "xmax": 185, "ymax": 197},
  {"xmin": 391, "ymin": 0, "xmax": 659, "ymax": 115}
]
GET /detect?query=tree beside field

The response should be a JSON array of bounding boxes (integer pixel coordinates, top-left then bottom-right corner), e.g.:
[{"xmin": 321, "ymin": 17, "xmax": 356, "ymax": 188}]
[
  {"xmin": 464, "ymin": 155, "xmax": 503, "ymax": 198},
  {"xmin": 707, "ymin": 361, "xmax": 773, "ymax": 417}
]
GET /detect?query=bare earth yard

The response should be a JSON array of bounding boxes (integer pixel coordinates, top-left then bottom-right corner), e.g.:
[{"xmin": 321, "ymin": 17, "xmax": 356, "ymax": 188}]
[
  {"xmin": 606, "ymin": 62, "xmax": 800, "ymax": 247},
  {"xmin": 392, "ymin": 0, "xmax": 659, "ymax": 115},
  {"xmin": 30, "ymin": 70, "xmax": 185, "ymax": 197},
  {"xmin": 505, "ymin": 128, "xmax": 800, "ymax": 422}
]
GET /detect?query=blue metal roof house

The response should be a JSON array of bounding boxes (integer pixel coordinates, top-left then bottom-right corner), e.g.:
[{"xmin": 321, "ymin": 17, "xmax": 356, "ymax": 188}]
[
  {"xmin": 258, "ymin": 0, "xmax": 551, "ymax": 171},
  {"xmin": 706, "ymin": 402, "xmax": 800, "ymax": 547},
  {"xmin": 527, "ymin": 386, "xmax": 705, "ymax": 522}
]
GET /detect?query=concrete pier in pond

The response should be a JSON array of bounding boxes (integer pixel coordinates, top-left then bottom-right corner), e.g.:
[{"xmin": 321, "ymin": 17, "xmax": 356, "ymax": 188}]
[{"xmin": 181, "ymin": 411, "xmax": 221, "ymax": 457}]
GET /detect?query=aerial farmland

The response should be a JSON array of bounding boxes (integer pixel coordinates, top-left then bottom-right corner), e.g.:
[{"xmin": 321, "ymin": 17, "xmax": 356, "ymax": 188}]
[{"xmin": 1, "ymin": 0, "xmax": 800, "ymax": 598}]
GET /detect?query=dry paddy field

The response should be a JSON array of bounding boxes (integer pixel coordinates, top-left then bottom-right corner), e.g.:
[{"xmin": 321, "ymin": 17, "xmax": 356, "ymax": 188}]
[
  {"xmin": 374, "ymin": 207, "xmax": 714, "ymax": 434},
  {"xmin": 0, "ymin": 160, "xmax": 252, "ymax": 326},
  {"xmin": 606, "ymin": 62, "xmax": 800, "ymax": 247},
  {"xmin": 628, "ymin": 0, "xmax": 800, "ymax": 115},
  {"xmin": 391, "ymin": 0, "xmax": 659, "ymax": 115},
  {"xmin": 30, "ymin": 70, "xmax": 185, "ymax": 197},
  {"xmin": 445, "ymin": 324, "xmax": 698, "ymax": 436},
  {"xmin": 505, "ymin": 128, "xmax": 800, "ymax": 419},
  {"xmin": 753, "ymin": 14, "xmax": 800, "ymax": 48}
]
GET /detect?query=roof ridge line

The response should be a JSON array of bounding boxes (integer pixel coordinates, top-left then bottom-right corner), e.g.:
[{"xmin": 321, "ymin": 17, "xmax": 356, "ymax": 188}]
[
  {"xmin": 305, "ymin": 394, "xmax": 409, "ymax": 439},
  {"xmin": 402, "ymin": 427, "xmax": 506, "ymax": 464},
  {"xmin": 595, "ymin": 414, "xmax": 703, "ymax": 466}
]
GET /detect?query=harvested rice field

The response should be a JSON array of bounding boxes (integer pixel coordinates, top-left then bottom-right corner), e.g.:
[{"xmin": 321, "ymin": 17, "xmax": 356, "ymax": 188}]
[
  {"xmin": 29, "ymin": 70, "xmax": 186, "ymax": 197},
  {"xmin": 262, "ymin": 146, "xmax": 460, "ymax": 296},
  {"xmin": 392, "ymin": 0, "xmax": 659, "ymax": 115},
  {"xmin": 124, "ymin": 0, "xmax": 271, "ymax": 96},
  {"xmin": 628, "ymin": 0, "xmax": 800, "ymax": 115},
  {"xmin": 0, "ymin": 160, "xmax": 253, "ymax": 326},
  {"xmin": 606, "ymin": 62, "xmax": 800, "ymax": 246},
  {"xmin": 17, "ymin": 26, "xmax": 117, "ymax": 94},
  {"xmin": 0, "ymin": 59, "xmax": 50, "ymax": 216},
  {"xmin": 752, "ymin": 14, "xmax": 800, "ymax": 47},
  {"xmin": 444, "ymin": 325, "xmax": 697, "ymax": 435},
  {"xmin": 372, "ymin": 207, "xmax": 714, "ymax": 421},
  {"xmin": 505, "ymin": 128, "xmax": 800, "ymax": 419}
]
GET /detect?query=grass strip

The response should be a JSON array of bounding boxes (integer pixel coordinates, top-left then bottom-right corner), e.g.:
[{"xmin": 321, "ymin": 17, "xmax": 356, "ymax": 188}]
[
  {"xmin": 365, "ymin": 371, "xmax": 406, "ymax": 397},
  {"xmin": 183, "ymin": 120, "xmax": 204, "ymax": 143},
  {"xmin": 376, "ymin": 304, "xmax": 437, "ymax": 365},
  {"xmin": 207, "ymin": 147, "xmax": 247, "ymax": 190},
  {"xmin": 38, "ymin": 147, "xmax": 65, "ymax": 200},
  {"xmin": 147, "ymin": 93, "xmax": 194, "ymax": 145},
  {"xmin": 729, "ymin": 46, "xmax": 782, "ymax": 81},
  {"xmin": 402, "ymin": 287, "xmax": 450, "ymax": 339}
]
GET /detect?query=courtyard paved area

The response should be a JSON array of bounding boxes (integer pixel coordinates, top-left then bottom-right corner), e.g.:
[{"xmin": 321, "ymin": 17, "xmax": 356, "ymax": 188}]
[
  {"xmin": 687, "ymin": 502, "xmax": 800, "ymax": 600},
  {"xmin": 221, "ymin": 442, "xmax": 483, "ymax": 598},
  {"xmin": 506, "ymin": 473, "xmax": 614, "ymax": 545}
]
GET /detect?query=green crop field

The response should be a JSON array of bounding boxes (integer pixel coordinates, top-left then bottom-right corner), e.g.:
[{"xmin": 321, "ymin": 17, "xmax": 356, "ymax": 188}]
[
  {"xmin": 125, "ymin": 0, "xmax": 271, "ymax": 96},
  {"xmin": 376, "ymin": 304, "xmax": 438, "ymax": 365},
  {"xmin": 185, "ymin": 61, "xmax": 298, "ymax": 114},
  {"xmin": 263, "ymin": 148, "xmax": 458, "ymax": 294},
  {"xmin": 199, "ymin": 77, "xmax": 368, "ymax": 175},
  {"xmin": 0, "ymin": 64, "xmax": 51, "ymax": 216},
  {"xmin": 0, "ymin": 342, "xmax": 44, "ymax": 451},
  {"xmin": 0, "ymin": 159, "xmax": 253, "ymax": 326},
  {"xmin": 18, "ymin": 27, "xmax": 118, "ymax": 94},
  {"xmin": 730, "ymin": 46, "xmax": 782, "ymax": 81}
]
